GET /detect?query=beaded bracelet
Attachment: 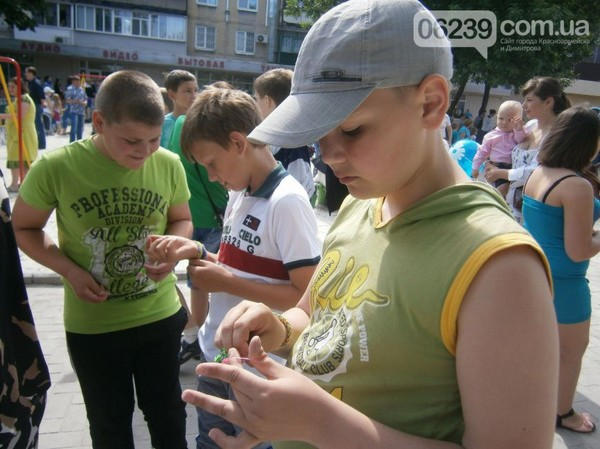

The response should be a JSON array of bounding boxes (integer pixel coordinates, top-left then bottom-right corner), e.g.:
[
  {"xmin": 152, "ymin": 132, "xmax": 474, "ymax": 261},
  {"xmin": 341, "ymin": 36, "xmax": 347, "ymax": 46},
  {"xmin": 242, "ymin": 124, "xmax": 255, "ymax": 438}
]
[{"xmin": 276, "ymin": 313, "xmax": 292, "ymax": 347}]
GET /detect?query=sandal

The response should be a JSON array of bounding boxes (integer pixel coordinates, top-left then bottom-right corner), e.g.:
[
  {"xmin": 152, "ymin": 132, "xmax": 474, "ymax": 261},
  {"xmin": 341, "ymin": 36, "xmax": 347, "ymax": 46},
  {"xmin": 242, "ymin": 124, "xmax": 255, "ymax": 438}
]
[{"xmin": 556, "ymin": 408, "xmax": 596, "ymax": 433}]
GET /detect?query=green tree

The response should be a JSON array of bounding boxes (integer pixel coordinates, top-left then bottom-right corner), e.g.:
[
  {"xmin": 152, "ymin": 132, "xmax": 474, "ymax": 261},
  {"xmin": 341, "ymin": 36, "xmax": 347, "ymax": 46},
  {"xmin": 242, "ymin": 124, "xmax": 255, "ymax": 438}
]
[
  {"xmin": 284, "ymin": 0, "xmax": 600, "ymax": 115},
  {"xmin": 284, "ymin": 0, "xmax": 343, "ymax": 21},
  {"xmin": 0, "ymin": 0, "xmax": 47, "ymax": 31}
]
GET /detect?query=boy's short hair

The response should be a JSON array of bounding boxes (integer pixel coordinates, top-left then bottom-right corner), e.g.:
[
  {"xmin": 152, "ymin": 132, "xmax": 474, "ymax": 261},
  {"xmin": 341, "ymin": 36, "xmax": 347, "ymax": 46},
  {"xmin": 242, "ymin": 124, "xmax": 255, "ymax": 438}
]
[
  {"xmin": 181, "ymin": 88, "xmax": 262, "ymax": 158},
  {"xmin": 208, "ymin": 80, "xmax": 234, "ymax": 89},
  {"xmin": 25, "ymin": 66, "xmax": 37, "ymax": 76},
  {"xmin": 253, "ymin": 68, "xmax": 293, "ymax": 106},
  {"xmin": 247, "ymin": 0, "xmax": 452, "ymax": 148},
  {"xmin": 95, "ymin": 70, "xmax": 164, "ymax": 126},
  {"xmin": 164, "ymin": 70, "xmax": 197, "ymax": 92}
]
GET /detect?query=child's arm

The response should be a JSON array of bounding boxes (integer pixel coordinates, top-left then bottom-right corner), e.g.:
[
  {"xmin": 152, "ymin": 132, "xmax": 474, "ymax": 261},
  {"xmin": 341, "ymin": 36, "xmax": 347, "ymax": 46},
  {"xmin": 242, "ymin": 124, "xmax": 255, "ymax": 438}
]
[
  {"xmin": 144, "ymin": 202, "xmax": 193, "ymax": 282},
  {"xmin": 12, "ymin": 197, "xmax": 108, "ymax": 302},
  {"xmin": 188, "ymin": 260, "xmax": 316, "ymax": 311}
]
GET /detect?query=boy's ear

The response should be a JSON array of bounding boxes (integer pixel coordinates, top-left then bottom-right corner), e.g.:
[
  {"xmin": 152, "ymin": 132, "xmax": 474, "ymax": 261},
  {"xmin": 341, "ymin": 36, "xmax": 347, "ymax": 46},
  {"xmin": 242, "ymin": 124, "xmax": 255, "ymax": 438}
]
[
  {"xmin": 92, "ymin": 110, "xmax": 105, "ymax": 134},
  {"xmin": 417, "ymin": 74, "xmax": 450, "ymax": 131},
  {"xmin": 228, "ymin": 131, "xmax": 249, "ymax": 155}
]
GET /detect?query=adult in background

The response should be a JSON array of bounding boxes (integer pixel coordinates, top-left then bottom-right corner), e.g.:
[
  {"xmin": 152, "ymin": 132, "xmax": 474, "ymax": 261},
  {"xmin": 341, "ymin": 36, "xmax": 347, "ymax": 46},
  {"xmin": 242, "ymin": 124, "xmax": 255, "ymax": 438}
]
[
  {"xmin": 522, "ymin": 107, "xmax": 600, "ymax": 434},
  {"xmin": 64, "ymin": 75, "xmax": 87, "ymax": 142},
  {"xmin": 24, "ymin": 67, "xmax": 45, "ymax": 150},
  {"xmin": 485, "ymin": 77, "xmax": 570, "ymax": 222}
]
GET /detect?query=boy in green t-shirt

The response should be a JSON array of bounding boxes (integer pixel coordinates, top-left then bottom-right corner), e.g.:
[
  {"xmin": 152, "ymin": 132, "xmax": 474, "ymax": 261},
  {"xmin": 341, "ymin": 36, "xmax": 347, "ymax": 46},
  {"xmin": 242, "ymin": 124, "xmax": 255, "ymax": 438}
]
[
  {"xmin": 12, "ymin": 70, "xmax": 192, "ymax": 449},
  {"xmin": 180, "ymin": 1, "xmax": 560, "ymax": 449}
]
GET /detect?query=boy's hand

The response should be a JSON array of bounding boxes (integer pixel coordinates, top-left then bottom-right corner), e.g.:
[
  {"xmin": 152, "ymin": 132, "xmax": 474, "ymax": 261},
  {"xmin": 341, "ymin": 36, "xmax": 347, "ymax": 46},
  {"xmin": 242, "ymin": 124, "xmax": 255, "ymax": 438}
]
[
  {"xmin": 182, "ymin": 337, "xmax": 329, "ymax": 445},
  {"xmin": 187, "ymin": 258, "xmax": 233, "ymax": 293},
  {"xmin": 65, "ymin": 266, "xmax": 109, "ymax": 303},
  {"xmin": 145, "ymin": 235, "xmax": 198, "ymax": 264},
  {"xmin": 215, "ymin": 301, "xmax": 288, "ymax": 357},
  {"xmin": 144, "ymin": 260, "xmax": 177, "ymax": 282}
]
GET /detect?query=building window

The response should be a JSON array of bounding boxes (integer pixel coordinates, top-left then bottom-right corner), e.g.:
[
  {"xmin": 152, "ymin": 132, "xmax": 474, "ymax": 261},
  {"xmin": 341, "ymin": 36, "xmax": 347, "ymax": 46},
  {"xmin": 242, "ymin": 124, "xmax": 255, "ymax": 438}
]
[
  {"xmin": 195, "ymin": 25, "xmax": 216, "ymax": 50},
  {"xmin": 279, "ymin": 31, "xmax": 303, "ymax": 53},
  {"xmin": 93, "ymin": 7, "xmax": 112, "ymax": 32},
  {"xmin": 58, "ymin": 3, "xmax": 72, "ymax": 27},
  {"xmin": 75, "ymin": 5, "xmax": 94, "ymax": 31},
  {"xmin": 34, "ymin": 2, "xmax": 72, "ymax": 28},
  {"xmin": 235, "ymin": 31, "xmax": 255, "ymax": 55},
  {"xmin": 114, "ymin": 9, "xmax": 132, "ymax": 34},
  {"xmin": 73, "ymin": 3, "xmax": 185, "ymax": 41},
  {"xmin": 197, "ymin": 0, "xmax": 218, "ymax": 6},
  {"xmin": 238, "ymin": 0, "xmax": 258, "ymax": 12},
  {"xmin": 132, "ymin": 11, "xmax": 150, "ymax": 37}
]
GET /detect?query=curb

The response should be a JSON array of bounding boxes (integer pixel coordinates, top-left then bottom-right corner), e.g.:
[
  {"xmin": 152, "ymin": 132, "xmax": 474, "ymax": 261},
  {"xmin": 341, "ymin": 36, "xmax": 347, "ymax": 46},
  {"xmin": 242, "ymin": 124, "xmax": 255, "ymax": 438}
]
[{"xmin": 23, "ymin": 271, "xmax": 189, "ymax": 286}]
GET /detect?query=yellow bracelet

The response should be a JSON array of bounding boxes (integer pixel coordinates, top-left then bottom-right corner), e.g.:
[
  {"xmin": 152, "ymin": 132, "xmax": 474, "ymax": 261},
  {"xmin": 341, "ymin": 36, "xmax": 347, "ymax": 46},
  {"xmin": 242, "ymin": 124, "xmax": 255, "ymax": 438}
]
[
  {"xmin": 195, "ymin": 241, "xmax": 207, "ymax": 259},
  {"xmin": 275, "ymin": 313, "xmax": 292, "ymax": 347}
]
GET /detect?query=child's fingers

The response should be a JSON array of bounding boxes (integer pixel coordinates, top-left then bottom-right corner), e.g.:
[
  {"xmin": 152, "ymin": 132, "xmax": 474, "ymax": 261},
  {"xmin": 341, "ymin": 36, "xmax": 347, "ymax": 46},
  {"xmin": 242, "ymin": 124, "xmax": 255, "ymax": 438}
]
[
  {"xmin": 145, "ymin": 234, "xmax": 161, "ymax": 250},
  {"xmin": 208, "ymin": 428, "xmax": 260, "ymax": 449},
  {"xmin": 181, "ymin": 388, "xmax": 249, "ymax": 429}
]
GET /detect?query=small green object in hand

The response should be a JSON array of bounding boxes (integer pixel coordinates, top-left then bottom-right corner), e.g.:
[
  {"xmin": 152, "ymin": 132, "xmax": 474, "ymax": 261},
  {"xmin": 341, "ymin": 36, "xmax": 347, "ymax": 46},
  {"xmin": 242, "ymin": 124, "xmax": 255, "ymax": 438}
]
[{"xmin": 214, "ymin": 348, "xmax": 228, "ymax": 363}]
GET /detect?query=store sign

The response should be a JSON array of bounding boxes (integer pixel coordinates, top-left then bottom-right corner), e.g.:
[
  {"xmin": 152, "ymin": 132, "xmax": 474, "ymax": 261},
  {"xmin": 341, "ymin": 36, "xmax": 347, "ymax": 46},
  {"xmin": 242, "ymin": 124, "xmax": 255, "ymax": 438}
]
[
  {"xmin": 102, "ymin": 50, "xmax": 139, "ymax": 61},
  {"xmin": 20, "ymin": 41, "xmax": 61, "ymax": 54},
  {"xmin": 177, "ymin": 56, "xmax": 225, "ymax": 69}
]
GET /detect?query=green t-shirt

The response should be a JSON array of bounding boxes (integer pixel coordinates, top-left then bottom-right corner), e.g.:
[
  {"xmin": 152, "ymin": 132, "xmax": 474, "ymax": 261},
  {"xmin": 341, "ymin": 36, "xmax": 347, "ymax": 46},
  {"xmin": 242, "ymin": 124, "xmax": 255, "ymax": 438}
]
[
  {"xmin": 167, "ymin": 115, "xmax": 228, "ymax": 228},
  {"xmin": 278, "ymin": 183, "xmax": 550, "ymax": 448},
  {"xmin": 19, "ymin": 137, "xmax": 191, "ymax": 334}
]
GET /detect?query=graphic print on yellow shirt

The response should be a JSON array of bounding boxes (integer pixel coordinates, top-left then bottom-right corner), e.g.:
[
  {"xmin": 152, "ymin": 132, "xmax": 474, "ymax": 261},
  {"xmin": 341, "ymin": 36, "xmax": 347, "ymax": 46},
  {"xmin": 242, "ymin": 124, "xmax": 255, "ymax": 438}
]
[{"xmin": 294, "ymin": 249, "xmax": 390, "ymax": 381}]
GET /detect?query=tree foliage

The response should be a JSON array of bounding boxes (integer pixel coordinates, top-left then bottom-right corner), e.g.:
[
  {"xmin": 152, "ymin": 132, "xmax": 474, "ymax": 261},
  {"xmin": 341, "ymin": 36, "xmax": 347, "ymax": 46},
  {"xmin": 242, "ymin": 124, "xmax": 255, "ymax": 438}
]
[
  {"xmin": 0, "ymin": 0, "xmax": 47, "ymax": 31},
  {"xmin": 284, "ymin": 0, "xmax": 345, "ymax": 21}
]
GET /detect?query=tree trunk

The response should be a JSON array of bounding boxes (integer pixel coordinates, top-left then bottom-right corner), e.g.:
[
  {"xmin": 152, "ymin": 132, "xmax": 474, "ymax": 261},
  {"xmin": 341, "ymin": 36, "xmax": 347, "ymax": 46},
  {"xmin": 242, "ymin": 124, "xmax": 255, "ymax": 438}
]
[
  {"xmin": 448, "ymin": 77, "xmax": 468, "ymax": 117},
  {"xmin": 478, "ymin": 81, "xmax": 491, "ymax": 116}
]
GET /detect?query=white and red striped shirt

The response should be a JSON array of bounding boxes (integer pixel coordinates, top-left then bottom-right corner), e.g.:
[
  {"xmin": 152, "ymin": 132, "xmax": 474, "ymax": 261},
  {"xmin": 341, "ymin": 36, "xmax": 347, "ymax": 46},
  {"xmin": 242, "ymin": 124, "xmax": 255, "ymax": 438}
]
[{"xmin": 199, "ymin": 165, "xmax": 321, "ymax": 361}]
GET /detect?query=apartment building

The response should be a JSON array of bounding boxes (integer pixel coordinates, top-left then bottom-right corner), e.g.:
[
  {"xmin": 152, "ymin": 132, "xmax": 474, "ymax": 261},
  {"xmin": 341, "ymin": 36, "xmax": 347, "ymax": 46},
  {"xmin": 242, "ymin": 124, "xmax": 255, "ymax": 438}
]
[{"xmin": 0, "ymin": 0, "xmax": 298, "ymax": 91}]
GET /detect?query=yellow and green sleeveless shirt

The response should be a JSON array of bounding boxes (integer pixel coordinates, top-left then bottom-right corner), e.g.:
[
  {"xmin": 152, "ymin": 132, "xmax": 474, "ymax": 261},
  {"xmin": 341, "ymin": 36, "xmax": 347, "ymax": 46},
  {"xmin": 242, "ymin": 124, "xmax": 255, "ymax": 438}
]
[{"xmin": 277, "ymin": 182, "xmax": 550, "ymax": 448}]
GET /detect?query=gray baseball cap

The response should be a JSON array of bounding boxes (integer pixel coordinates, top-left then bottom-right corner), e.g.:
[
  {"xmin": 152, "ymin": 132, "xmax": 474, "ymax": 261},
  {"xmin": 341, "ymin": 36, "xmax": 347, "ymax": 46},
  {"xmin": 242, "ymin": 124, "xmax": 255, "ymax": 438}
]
[{"xmin": 248, "ymin": 0, "xmax": 453, "ymax": 148}]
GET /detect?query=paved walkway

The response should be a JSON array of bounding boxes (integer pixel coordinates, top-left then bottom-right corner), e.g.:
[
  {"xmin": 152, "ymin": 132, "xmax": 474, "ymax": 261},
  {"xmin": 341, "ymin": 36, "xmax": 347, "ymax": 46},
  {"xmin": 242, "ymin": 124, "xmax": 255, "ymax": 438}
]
[{"xmin": 5, "ymin": 126, "xmax": 600, "ymax": 448}]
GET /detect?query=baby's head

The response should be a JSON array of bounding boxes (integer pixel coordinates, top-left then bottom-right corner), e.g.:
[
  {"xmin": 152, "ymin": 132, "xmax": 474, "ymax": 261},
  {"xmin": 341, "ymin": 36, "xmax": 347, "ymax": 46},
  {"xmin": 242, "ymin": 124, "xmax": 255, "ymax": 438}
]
[{"xmin": 496, "ymin": 101, "xmax": 522, "ymax": 132}]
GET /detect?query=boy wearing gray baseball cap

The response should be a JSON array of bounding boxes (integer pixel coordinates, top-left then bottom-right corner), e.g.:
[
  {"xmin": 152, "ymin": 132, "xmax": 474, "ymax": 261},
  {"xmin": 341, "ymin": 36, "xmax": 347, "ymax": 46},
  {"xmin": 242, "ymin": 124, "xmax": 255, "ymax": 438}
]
[{"xmin": 183, "ymin": 1, "xmax": 558, "ymax": 448}]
